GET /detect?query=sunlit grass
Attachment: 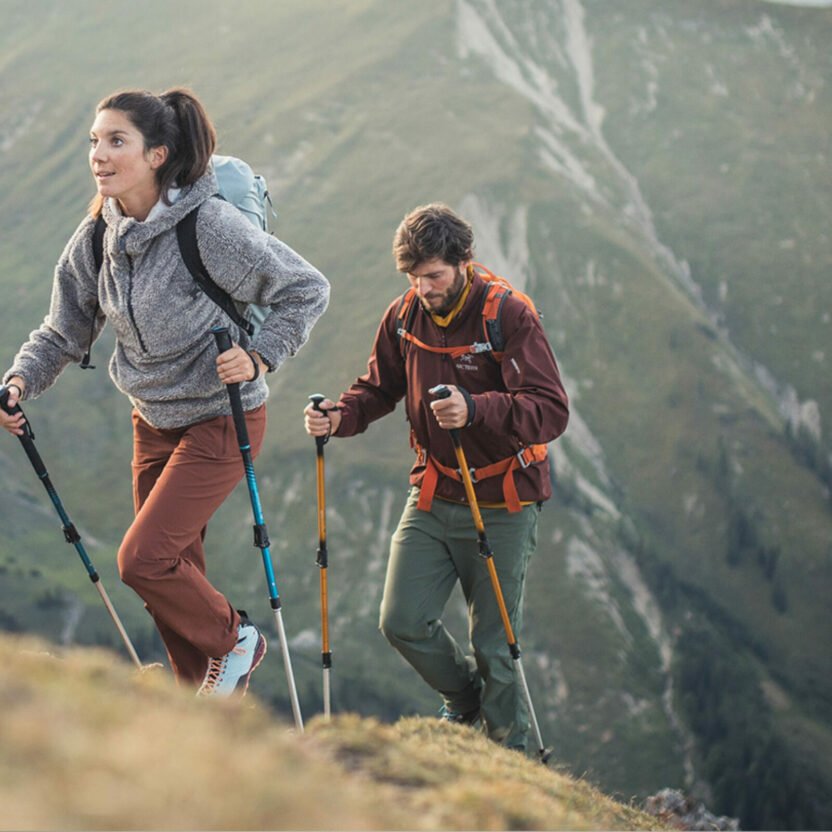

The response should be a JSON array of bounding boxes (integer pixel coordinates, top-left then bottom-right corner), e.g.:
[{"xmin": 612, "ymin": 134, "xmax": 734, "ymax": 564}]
[{"xmin": 0, "ymin": 634, "xmax": 666, "ymax": 831}]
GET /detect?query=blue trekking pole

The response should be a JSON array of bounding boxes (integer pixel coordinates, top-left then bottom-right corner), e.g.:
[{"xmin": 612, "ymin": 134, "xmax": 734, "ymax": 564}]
[
  {"xmin": 0, "ymin": 384, "xmax": 141, "ymax": 669},
  {"xmin": 212, "ymin": 327, "xmax": 304, "ymax": 731}
]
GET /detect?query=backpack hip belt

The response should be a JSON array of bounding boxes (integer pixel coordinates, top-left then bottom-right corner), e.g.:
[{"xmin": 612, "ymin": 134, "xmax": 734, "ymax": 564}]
[{"xmin": 415, "ymin": 441, "xmax": 548, "ymax": 514}]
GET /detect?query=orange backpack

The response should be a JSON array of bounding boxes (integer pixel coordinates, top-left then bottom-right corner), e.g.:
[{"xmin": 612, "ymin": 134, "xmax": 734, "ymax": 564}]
[{"xmin": 395, "ymin": 262, "xmax": 548, "ymax": 513}]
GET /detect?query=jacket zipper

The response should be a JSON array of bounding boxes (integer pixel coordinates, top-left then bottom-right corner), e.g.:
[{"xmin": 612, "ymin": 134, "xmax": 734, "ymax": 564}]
[
  {"xmin": 436, "ymin": 317, "xmax": 448, "ymax": 362},
  {"xmin": 121, "ymin": 239, "xmax": 148, "ymax": 354}
]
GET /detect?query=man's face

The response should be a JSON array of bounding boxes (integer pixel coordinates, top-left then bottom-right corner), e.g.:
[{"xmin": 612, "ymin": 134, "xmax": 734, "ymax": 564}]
[{"xmin": 407, "ymin": 258, "xmax": 469, "ymax": 316}]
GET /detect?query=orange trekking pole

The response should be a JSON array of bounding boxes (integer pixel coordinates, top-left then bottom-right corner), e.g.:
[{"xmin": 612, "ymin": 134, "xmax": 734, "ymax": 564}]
[
  {"xmin": 309, "ymin": 394, "xmax": 332, "ymax": 719},
  {"xmin": 430, "ymin": 385, "xmax": 551, "ymax": 763}
]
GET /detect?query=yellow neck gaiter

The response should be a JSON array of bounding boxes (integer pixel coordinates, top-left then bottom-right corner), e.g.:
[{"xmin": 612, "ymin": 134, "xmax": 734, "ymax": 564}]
[{"xmin": 430, "ymin": 273, "xmax": 473, "ymax": 328}]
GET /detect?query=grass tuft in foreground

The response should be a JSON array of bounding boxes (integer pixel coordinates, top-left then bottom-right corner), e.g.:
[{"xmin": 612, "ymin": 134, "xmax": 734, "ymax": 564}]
[{"xmin": 0, "ymin": 634, "xmax": 665, "ymax": 831}]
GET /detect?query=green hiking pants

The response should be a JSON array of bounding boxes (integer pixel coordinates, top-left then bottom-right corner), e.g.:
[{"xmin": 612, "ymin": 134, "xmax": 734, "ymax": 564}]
[{"xmin": 379, "ymin": 487, "xmax": 539, "ymax": 750}]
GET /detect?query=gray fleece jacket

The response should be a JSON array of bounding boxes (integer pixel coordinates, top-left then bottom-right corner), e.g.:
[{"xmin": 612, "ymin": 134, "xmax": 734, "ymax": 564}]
[{"xmin": 4, "ymin": 171, "xmax": 330, "ymax": 428}]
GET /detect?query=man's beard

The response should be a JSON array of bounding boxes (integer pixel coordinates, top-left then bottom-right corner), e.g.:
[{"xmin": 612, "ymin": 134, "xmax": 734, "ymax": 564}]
[{"xmin": 420, "ymin": 268, "xmax": 467, "ymax": 316}]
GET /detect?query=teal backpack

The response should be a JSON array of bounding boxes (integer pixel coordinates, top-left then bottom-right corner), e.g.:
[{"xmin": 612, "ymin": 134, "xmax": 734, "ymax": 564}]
[{"xmin": 84, "ymin": 154, "xmax": 275, "ymax": 369}]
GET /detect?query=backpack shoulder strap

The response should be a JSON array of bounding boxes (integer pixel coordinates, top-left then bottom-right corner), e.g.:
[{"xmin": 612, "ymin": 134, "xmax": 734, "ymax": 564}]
[
  {"xmin": 176, "ymin": 204, "xmax": 255, "ymax": 337},
  {"xmin": 395, "ymin": 288, "xmax": 419, "ymax": 355},
  {"xmin": 81, "ymin": 216, "xmax": 107, "ymax": 370},
  {"xmin": 481, "ymin": 281, "xmax": 511, "ymax": 359},
  {"xmin": 92, "ymin": 215, "xmax": 106, "ymax": 272},
  {"xmin": 472, "ymin": 262, "xmax": 540, "ymax": 362}
]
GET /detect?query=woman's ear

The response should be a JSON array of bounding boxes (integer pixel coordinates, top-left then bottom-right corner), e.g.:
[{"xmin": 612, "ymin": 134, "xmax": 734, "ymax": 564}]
[{"xmin": 149, "ymin": 145, "xmax": 169, "ymax": 170}]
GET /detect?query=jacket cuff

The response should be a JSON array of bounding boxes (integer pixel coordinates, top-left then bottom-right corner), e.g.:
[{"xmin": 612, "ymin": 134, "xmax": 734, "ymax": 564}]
[
  {"xmin": 458, "ymin": 385, "xmax": 476, "ymax": 428},
  {"xmin": 333, "ymin": 404, "xmax": 356, "ymax": 437},
  {"xmin": 249, "ymin": 339, "xmax": 285, "ymax": 374},
  {"xmin": 3, "ymin": 368, "xmax": 31, "ymax": 400}
]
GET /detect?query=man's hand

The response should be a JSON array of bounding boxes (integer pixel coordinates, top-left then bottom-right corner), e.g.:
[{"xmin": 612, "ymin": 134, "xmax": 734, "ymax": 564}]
[
  {"xmin": 0, "ymin": 377, "xmax": 27, "ymax": 437},
  {"xmin": 303, "ymin": 397, "xmax": 341, "ymax": 437},
  {"xmin": 429, "ymin": 384, "xmax": 468, "ymax": 429}
]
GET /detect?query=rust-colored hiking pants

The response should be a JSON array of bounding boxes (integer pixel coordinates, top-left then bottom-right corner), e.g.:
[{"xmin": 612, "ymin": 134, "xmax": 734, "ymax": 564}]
[{"xmin": 118, "ymin": 405, "xmax": 267, "ymax": 686}]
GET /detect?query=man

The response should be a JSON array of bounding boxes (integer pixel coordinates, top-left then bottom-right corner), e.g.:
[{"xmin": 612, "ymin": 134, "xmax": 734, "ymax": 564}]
[{"xmin": 304, "ymin": 203, "xmax": 568, "ymax": 751}]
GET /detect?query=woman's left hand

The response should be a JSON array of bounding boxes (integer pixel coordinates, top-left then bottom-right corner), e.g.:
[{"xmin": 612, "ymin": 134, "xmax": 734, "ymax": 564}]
[{"xmin": 216, "ymin": 343, "xmax": 266, "ymax": 384}]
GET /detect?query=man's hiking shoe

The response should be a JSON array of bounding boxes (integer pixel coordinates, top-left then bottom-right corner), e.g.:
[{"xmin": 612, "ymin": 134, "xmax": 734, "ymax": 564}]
[
  {"xmin": 439, "ymin": 704, "xmax": 481, "ymax": 726},
  {"xmin": 197, "ymin": 620, "xmax": 266, "ymax": 699}
]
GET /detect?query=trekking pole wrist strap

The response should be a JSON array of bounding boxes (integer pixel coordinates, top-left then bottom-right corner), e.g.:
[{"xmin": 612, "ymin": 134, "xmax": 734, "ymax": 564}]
[
  {"xmin": 457, "ymin": 386, "xmax": 476, "ymax": 427},
  {"xmin": 314, "ymin": 403, "xmax": 340, "ymax": 437},
  {"xmin": 328, "ymin": 405, "xmax": 344, "ymax": 436},
  {"xmin": 247, "ymin": 351, "xmax": 261, "ymax": 382}
]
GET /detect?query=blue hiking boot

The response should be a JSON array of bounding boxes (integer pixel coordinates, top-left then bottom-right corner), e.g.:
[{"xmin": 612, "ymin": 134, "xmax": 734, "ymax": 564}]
[{"xmin": 197, "ymin": 618, "xmax": 267, "ymax": 699}]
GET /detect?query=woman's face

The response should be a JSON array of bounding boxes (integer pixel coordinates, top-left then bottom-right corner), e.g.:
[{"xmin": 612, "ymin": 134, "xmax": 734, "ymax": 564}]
[{"xmin": 89, "ymin": 108, "xmax": 166, "ymax": 216}]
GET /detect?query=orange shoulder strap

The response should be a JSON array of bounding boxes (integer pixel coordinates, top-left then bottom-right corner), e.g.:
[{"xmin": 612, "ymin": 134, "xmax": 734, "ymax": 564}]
[{"xmin": 471, "ymin": 262, "xmax": 538, "ymax": 316}]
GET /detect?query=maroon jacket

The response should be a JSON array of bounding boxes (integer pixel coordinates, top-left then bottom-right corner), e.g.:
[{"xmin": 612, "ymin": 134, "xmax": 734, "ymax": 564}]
[{"xmin": 335, "ymin": 273, "xmax": 569, "ymax": 506}]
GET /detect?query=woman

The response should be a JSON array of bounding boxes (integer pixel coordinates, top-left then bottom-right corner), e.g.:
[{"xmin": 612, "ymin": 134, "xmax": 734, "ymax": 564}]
[{"xmin": 1, "ymin": 88, "xmax": 330, "ymax": 697}]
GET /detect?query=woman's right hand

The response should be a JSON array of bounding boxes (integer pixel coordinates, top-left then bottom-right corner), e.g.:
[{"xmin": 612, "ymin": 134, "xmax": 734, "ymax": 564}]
[
  {"xmin": 1, "ymin": 377, "xmax": 27, "ymax": 437},
  {"xmin": 303, "ymin": 397, "xmax": 341, "ymax": 437}
]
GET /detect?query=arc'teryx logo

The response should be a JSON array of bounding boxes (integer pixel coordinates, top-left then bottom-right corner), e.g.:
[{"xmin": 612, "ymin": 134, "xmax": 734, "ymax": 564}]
[{"xmin": 455, "ymin": 353, "xmax": 479, "ymax": 372}]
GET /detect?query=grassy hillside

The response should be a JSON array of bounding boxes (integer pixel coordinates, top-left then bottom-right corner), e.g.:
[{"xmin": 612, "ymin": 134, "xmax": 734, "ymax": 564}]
[
  {"xmin": 0, "ymin": 634, "xmax": 664, "ymax": 832},
  {"xmin": 1, "ymin": 1, "xmax": 831, "ymax": 828}
]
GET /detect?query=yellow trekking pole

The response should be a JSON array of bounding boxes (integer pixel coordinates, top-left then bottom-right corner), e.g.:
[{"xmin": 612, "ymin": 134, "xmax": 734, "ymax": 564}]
[
  {"xmin": 430, "ymin": 385, "xmax": 551, "ymax": 764},
  {"xmin": 309, "ymin": 394, "xmax": 332, "ymax": 719}
]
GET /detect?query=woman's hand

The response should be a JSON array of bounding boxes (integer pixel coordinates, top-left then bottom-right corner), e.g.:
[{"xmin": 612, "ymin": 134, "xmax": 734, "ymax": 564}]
[
  {"xmin": 215, "ymin": 344, "xmax": 266, "ymax": 385},
  {"xmin": 303, "ymin": 397, "xmax": 341, "ymax": 437},
  {"xmin": 1, "ymin": 377, "xmax": 27, "ymax": 437}
]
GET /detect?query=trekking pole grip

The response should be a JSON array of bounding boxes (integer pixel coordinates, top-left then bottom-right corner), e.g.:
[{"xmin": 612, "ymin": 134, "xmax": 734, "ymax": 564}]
[
  {"xmin": 0, "ymin": 385, "xmax": 46, "ymax": 476},
  {"xmin": 212, "ymin": 327, "xmax": 250, "ymax": 445},
  {"xmin": 309, "ymin": 393, "xmax": 328, "ymax": 448},
  {"xmin": 429, "ymin": 385, "xmax": 461, "ymax": 444},
  {"xmin": 0, "ymin": 384, "xmax": 20, "ymax": 417}
]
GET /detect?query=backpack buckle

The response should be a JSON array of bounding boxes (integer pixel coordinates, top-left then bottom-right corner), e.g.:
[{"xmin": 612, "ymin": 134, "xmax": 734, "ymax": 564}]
[
  {"xmin": 469, "ymin": 342, "xmax": 492, "ymax": 354},
  {"xmin": 516, "ymin": 447, "xmax": 532, "ymax": 469},
  {"xmin": 457, "ymin": 466, "xmax": 478, "ymax": 483}
]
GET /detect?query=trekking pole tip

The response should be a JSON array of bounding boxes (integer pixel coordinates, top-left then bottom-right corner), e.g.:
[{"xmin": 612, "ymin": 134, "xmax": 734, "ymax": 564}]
[{"xmin": 539, "ymin": 746, "xmax": 554, "ymax": 765}]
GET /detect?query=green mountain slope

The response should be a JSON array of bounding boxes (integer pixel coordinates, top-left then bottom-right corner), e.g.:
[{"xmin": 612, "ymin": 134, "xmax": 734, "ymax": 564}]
[{"xmin": 0, "ymin": 1, "xmax": 830, "ymax": 828}]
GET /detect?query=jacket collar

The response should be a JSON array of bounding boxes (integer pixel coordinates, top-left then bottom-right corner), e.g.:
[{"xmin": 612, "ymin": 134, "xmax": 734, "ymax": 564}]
[{"xmin": 101, "ymin": 170, "xmax": 218, "ymax": 254}]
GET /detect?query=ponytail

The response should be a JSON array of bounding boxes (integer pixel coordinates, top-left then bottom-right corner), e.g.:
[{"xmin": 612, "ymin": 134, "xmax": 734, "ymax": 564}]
[
  {"xmin": 88, "ymin": 87, "xmax": 216, "ymax": 217},
  {"xmin": 158, "ymin": 88, "xmax": 216, "ymax": 192}
]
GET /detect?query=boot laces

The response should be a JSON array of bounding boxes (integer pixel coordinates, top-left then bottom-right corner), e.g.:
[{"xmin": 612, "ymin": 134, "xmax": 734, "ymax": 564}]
[
  {"xmin": 199, "ymin": 656, "xmax": 228, "ymax": 694},
  {"xmin": 199, "ymin": 642, "xmax": 248, "ymax": 694},
  {"xmin": 201, "ymin": 644, "xmax": 246, "ymax": 693}
]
